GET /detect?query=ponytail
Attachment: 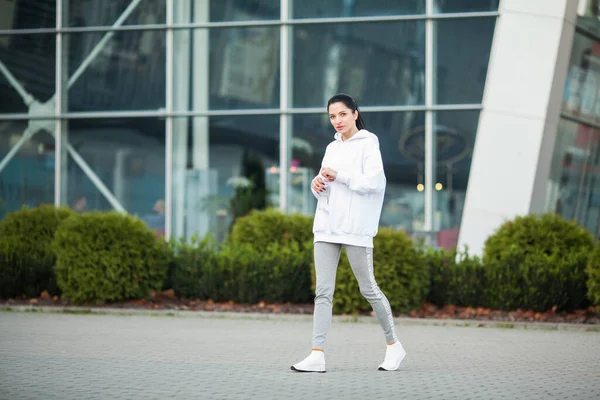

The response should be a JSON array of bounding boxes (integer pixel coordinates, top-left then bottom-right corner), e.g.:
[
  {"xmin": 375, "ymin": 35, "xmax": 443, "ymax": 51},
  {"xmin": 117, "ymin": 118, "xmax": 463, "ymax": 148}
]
[{"xmin": 356, "ymin": 112, "xmax": 366, "ymax": 130}]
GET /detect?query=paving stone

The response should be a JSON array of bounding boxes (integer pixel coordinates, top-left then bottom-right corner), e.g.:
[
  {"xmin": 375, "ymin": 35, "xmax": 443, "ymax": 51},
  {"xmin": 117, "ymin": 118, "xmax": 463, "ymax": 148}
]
[{"xmin": 0, "ymin": 312, "xmax": 599, "ymax": 399}]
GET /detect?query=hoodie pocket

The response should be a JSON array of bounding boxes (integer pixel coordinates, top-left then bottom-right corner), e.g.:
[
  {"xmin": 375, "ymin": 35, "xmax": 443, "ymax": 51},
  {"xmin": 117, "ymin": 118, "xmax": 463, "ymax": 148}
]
[{"xmin": 313, "ymin": 197, "xmax": 330, "ymax": 232}]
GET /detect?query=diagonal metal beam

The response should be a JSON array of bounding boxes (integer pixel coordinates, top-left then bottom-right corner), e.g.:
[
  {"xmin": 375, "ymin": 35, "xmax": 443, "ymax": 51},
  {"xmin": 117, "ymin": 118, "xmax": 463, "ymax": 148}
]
[
  {"xmin": 0, "ymin": 127, "xmax": 34, "ymax": 174},
  {"xmin": 0, "ymin": 59, "xmax": 35, "ymax": 106},
  {"xmin": 67, "ymin": 0, "xmax": 143, "ymax": 89},
  {"xmin": 66, "ymin": 143, "xmax": 126, "ymax": 212}
]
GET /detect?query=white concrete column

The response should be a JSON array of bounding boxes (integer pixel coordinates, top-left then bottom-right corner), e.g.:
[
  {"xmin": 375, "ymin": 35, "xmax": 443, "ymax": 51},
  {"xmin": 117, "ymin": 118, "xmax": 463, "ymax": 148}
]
[
  {"xmin": 55, "ymin": 0, "xmax": 69, "ymax": 206},
  {"xmin": 457, "ymin": 0, "xmax": 579, "ymax": 255},
  {"xmin": 192, "ymin": 0, "xmax": 209, "ymax": 171},
  {"xmin": 171, "ymin": 0, "xmax": 192, "ymax": 240}
]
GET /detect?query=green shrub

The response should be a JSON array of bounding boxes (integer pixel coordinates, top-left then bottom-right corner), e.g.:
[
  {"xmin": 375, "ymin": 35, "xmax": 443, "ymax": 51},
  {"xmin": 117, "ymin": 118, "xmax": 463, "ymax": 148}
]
[
  {"xmin": 425, "ymin": 247, "xmax": 485, "ymax": 307},
  {"xmin": 483, "ymin": 213, "xmax": 594, "ymax": 311},
  {"xmin": 0, "ymin": 204, "xmax": 75, "ymax": 298},
  {"xmin": 586, "ymin": 243, "xmax": 600, "ymax": 307},
  {"xmin": 316, "ymin": 228, "xmax": 428, "ymax": 315},
  {"xmin": 228, "ymin": 208, "xmax": 313, "ymax": 252},
  {"xmin": 167, "ymin": 236, "xmax": 313, "ymax": 304},
  {"xmin": 53, "ymin": 212, "xmax": 167, "ymax": 305},
  {"xmin": 212, "ymin": 240, "xmax": 312, "ymax": 304},
  {"xmin": 165, "ymin": 235, "xmax": 218, "ymax": 299}
]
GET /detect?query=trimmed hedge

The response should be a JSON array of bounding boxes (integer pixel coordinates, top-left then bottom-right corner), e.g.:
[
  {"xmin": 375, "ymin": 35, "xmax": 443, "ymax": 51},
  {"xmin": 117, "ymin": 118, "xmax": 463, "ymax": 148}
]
[
  {"xmin": 53, "ymin": 212, "xmax": 167, "ymax": 305},
  {"xmin": 228, "ymin": 208, "xmax": 313, "ymax": 251},
  {"xmin": 168, "ymin": 236, "xmax": 313, "ymax": 304},
  {"xmin": 2, "ymin": 204, "xmax": 599, "ymax": 315},
  {"xmin": 586, "ymin": 243, "xmax": 600, "ymax": 307},
  {"xmin": 483, "ymin": 213, "xmax": 594, "ymax": 311},
  {"xmin": 0, "ymin": 205, "xmax": 75, "ymax": 298},
  {"xmin": 425, "ymin": 247, "xmax": 486, "ymax": 308},
  {"xmin": 317, "ymin": 228, "xmax": 429, "ymax": 315}
]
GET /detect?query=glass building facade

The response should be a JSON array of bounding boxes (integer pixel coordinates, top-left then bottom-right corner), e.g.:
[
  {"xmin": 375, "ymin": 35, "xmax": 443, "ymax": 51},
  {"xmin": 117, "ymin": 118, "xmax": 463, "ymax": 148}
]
[
  {"xmin": 0, "ymin": 0, "xmax": 499, "ymax": 246},
  {"xmin": 547, "ymin": 4, "xmax": 600, "ymax": 238}
]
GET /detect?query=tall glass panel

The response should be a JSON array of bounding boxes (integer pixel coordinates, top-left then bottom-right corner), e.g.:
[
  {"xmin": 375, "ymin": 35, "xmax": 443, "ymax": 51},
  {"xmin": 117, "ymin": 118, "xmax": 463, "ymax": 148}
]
[
  {"xmin": 434, "ymin": 0, "xmax": 499, "ymax": 14},
  {"xmin": 209, "ymin": 0, "xmax": 280, "ymax": 22},
  {"xmin": 170, "ymin": 115, "xmax": 279, "ymax": 242},
  {"xmin": 0, "ymin": 119, "xmax": 55, "ymax": 218},
  {"xmin": 547, "ymin": 118, "xmax": 600, "ymax": 237},
  {"xmin": 0, "ymin": 0, "xmax": 56, "ymax": 30},
  {"xmin": 65, "ymin": 30, "xmax": 166, "ymax": 112},
  {"xmin": 0, "ymin": 33, "xmax": 56, "ymax": 114},
  {"xmin": 434, "ymin": 18, "xmax": 496, "ymax": 104},
  {"xmin": 63, "ymin": 117, "xmax": 165, "ymax": 233},
  {"xmin": 433, "ymin": 110, "xmax": 480, "ymax": 249},
  {"xmin": 292, "ymin": 111, "xmax": 425, "ymax": 233},
  {"xmin": 293, "ymin": 0, "xmax": 425, "ymax": 19},
  {"xmin": 209, "ymin": 26, "xmax": 280, "ymax": 110},
  {"xmin": 562, "ymin": 32, "xmax": 600, "ymax": 125},
  {"xmin": 293, "ymin": 21, "xmax": 425, "ymax": 108},
  {"xmin": 66, "ymin": 0, "xmax": 166, "ymax": 27}
]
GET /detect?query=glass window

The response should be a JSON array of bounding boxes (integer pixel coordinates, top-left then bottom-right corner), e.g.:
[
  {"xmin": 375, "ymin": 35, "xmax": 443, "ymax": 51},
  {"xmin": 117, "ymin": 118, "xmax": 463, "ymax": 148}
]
[
  {"xmin": 0, "ymin": 33, "xmax": 56, "ymax": 115},
  {"xmin": 547, "ymin": 118, "xmax": 600, "ymax": 238},
  {"xmin": 433, "ymin": 110, "xmax": 479, "ymax": 249},
  {"xmin": 66, "ymin": 0, "xmax": 165, "ymax": 27},
  {"xmin": 0, "ymin": 0, "xmax": 56, "ymax": 30},
  {"xmin": 562, "ymin": 32, "xmax": 600, "ymax": 125},
  {"xmin": 63, "ymin": 118, "xmax": 165, "ymax": 235},
  {"xmin": 209, "ymin": 27, "xmax": 280, "ymax": 110},
  {"xmin": 65, "ymin": 29, "xmax": 166, "ymax": 112},
  {"xmin": 170, "ymin": 115, "xmax": 279, "ymax": 242},
  {"xmin": 434, "ymin": 18, "xmax": 495, "ymax": 104},
  {"xmin": 292, "ymin": 111, "xmax": 425, "ymax": 233},
  {"xmin": 293, "ymin": 21, "xmax": 425, "ymax": 108},
  {"xmin": 0, "ymin": 119, "xmax": 55, "ymax": 218},
  {"xmin": 434, "ymin": 0, "xmax": 499, "ymax": 13},
  {"xmin": 210, "ymin": 0, "xmax": 280, "ymax": 22},
  {"xmin": 293, "ymin": 0, "xmax": 425, "ymax": 19}
]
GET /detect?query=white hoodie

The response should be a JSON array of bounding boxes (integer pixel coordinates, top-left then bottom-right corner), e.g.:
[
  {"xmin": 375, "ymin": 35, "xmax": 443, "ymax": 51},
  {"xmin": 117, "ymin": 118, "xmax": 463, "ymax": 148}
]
[{"xmin": 311, "ymin": 129, "xmax": 386, "ymax": 248}]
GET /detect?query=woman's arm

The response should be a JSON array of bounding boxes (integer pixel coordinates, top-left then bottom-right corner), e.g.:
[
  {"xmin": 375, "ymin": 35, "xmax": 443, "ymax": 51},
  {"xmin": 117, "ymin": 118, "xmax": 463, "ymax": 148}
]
[{"xmin": 332, "ymin": 139, "xmax": 386, "ymax": 195}]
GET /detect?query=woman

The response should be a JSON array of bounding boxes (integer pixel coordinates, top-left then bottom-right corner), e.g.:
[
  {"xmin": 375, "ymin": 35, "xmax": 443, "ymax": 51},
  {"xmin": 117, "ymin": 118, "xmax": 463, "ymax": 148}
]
[{"xmin": 291, "ymin": 93, "xmax": 406, "ymax": 373}]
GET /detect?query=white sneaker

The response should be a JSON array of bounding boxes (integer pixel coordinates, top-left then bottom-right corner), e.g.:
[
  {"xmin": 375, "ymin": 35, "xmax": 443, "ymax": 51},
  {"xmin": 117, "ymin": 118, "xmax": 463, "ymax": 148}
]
[
  {"xmin": 291, "ymin": 350, "xmax": 326, "ymax": 373},
  {"xmin": 378, "ymin": 341, "xmax": 406, "ymax": 371}
]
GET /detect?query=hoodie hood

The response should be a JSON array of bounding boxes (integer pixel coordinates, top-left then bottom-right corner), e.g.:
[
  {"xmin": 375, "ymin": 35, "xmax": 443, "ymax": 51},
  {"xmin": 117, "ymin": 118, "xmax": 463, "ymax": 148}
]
[{"xmin": 334, "ymin": 129, "xmax": 378, "ymax": 143}]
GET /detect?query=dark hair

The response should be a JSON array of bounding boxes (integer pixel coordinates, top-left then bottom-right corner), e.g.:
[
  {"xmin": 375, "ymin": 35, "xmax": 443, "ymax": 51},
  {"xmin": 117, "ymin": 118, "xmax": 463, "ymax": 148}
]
[{"xmin": 327, "ymin": 93, "xmax": 366, "ymax": 131}]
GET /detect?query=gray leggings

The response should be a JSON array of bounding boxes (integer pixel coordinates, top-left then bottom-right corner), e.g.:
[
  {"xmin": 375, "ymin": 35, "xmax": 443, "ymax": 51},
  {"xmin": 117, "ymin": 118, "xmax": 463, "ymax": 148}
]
[{"xmin": 312, "ymin": 241, "xmax": 398, "ymax": 350}]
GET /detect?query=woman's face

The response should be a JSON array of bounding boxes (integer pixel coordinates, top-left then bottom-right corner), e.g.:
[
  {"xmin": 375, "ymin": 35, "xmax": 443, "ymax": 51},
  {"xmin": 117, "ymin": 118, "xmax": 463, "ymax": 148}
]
[{"xmin": 328, "ymin": 102, "xmax": 358, "ymax": 135}]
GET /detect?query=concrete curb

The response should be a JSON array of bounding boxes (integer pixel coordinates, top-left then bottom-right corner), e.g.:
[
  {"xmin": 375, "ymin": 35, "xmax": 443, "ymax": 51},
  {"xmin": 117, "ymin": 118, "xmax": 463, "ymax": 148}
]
[{"xmin": 1, "ymin": 304, "xmax": 598, "ymax": 332}]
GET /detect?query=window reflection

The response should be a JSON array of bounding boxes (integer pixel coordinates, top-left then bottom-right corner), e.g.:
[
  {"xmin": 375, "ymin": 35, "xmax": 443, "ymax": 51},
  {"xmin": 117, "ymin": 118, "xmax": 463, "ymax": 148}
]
[
  {"xmin": 210, "ymin": 0, "xmax": 279, "ymax": 22},
  {"xmin": 435, "ymin": 18, "xmax": 496, "ymax": 104},
  {"xmin": 65, "ymin": 118, "xmax": 165, "ymax": 229},
  {"xmin": 66, "ymin": 30, "xmax": 166, "ymax": 112},
  {"xmin": 210, "ymin": 27, "xmax": 280, "ymax": 109},
  {"xmin": 433, "ymin": 111, "xmax": 479, "ymax": 249},
  {"xmin": 293, "ymin": 21, "xmax": 425, "ymax": 107},
  {"xmin": 0, "ymin": 120, "xmax": 55, "ymax": 217},
  {"xmin": 171, "ymin": 115, "xmax": 279, "ymax": 242},
  {"xmin": 293, "ymin": 0, "xmax": 425, "ymax": 19},
  {"xmin": 434, "ymin": 0, "xmax": 499, "ymax": 13},
  {"xmin": 67, "ymin": 0, "xmax": 165, "ymax": 27},
  {"xmin": 547, "ymin": 119, "xmax": 600, "ymax": 238},
  {"xmin": 0, "ymin": 34, "xmax": 56, "ymax": 114}
]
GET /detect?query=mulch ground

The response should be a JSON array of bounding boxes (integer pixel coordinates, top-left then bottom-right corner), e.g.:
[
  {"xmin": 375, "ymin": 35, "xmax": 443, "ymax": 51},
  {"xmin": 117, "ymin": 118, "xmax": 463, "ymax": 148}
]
[{"xmin": 2, "ymin": 290, "xmax": 599, "ymax": 324}]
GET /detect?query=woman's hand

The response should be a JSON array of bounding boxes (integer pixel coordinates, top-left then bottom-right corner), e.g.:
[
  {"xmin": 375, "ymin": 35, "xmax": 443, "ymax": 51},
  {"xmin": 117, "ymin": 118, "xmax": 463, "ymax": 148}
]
[
  {"xmin": 312, "ymin": 176, "xmax": 327, "ymax": 193},
  {"xmin": 320, "ymin": 167, "xmax": 338, "ymax": 181}
]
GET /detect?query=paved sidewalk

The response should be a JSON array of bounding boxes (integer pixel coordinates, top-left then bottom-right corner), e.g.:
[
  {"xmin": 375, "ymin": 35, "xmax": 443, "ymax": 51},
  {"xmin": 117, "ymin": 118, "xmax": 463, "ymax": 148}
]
[{"xmin": 0, "ymin": 310, "xmax": 599, "ymax": 400}]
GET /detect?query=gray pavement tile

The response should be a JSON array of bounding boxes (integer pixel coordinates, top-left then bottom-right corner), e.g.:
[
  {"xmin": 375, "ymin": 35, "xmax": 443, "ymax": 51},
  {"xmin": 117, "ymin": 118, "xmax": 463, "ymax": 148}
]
[{"xmin": 0, "ymin": 311, "xmax": 599, "ymax": 400}]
